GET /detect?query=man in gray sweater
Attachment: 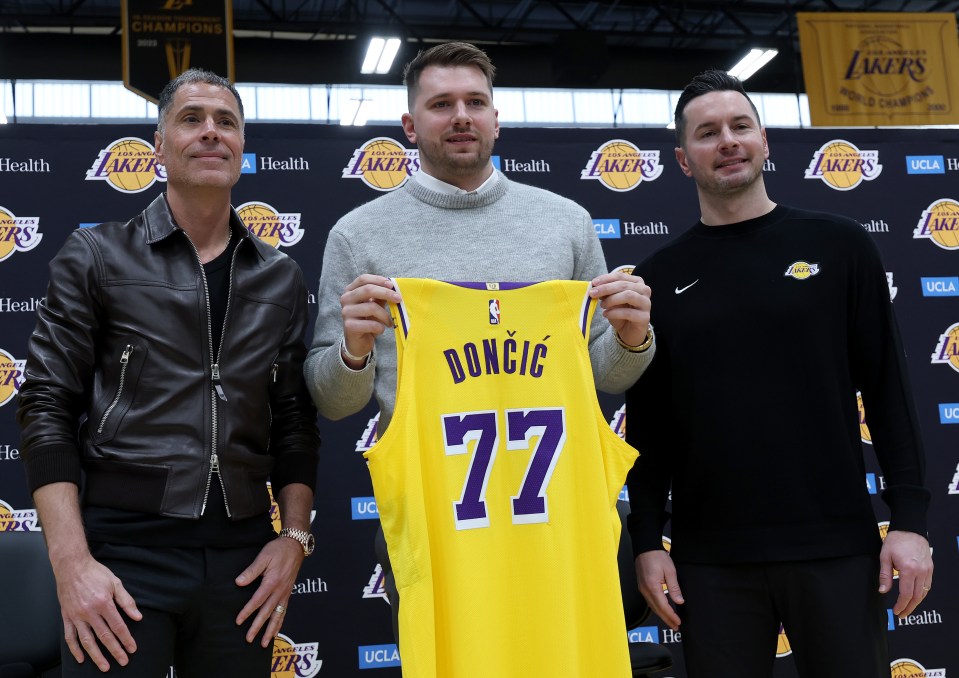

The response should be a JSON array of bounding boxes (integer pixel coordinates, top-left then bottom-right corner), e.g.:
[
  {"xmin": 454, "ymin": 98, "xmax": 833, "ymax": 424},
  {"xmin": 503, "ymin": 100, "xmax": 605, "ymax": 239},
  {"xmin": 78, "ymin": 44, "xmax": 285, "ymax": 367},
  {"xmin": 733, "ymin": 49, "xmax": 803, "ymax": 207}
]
[{"xmin": 304, "ymin": 41, "xmax": 654, "ymax": 638}]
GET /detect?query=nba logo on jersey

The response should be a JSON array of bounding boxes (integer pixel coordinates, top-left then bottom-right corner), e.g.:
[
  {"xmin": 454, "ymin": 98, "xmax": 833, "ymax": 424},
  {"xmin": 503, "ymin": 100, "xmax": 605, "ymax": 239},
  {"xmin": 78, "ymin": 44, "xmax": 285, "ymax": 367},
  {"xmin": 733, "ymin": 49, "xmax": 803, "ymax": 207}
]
[{"xmin": 489, "ymin": 299, "xmax": 501, "ymax": 325}]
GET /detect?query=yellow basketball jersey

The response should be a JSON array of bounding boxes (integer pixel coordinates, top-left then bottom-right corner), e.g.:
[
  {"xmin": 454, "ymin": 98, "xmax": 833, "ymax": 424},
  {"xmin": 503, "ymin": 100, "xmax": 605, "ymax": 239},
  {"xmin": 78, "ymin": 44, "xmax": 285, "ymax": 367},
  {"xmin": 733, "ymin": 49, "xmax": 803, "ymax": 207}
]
[{"xmin": 365, "ymin": 278, "xmax": 637, "ymax": 678}]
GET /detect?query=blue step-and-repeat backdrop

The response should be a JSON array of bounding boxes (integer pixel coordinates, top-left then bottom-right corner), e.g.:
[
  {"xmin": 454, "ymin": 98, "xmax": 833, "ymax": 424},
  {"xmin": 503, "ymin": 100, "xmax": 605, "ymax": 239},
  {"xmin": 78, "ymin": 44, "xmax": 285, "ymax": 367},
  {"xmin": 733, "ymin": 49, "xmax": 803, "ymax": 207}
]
[{"xmin": 0, "ymin": 123, "xmax": 956, "ymax": 677}]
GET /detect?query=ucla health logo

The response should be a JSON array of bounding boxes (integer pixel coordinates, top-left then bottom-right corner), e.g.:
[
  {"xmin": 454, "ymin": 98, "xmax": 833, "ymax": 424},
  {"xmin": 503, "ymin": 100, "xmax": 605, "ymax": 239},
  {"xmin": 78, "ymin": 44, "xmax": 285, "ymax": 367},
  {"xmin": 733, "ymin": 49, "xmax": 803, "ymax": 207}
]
[
  {"xmin": 240, "ymin": 153, "xmax": 310, "ymax": 174},
  {"xmin": 271, "ymin": 633, "xmax": 321, "ymax": 677},
  {"xmin": 922, "ymin": 277, "xmax": 959, "ymax": 297},
  {"xmin": 931, "ymin": 322, "xmax": 959, "ymax": 373},
  {"xmin": 628, "ymin": 626, "xmax": 658, "ymax": 644},
  {"xmin": 0, "ymin": 206, "xmax": 42, "ymax": 263},
  {"xmin": 0, "ymin": 498, "xmax": 40, "ymax": 532},
  {"xmin": 85, "ymin": 137, "xmax": 167, "ymax": 193},
  {"xmin": 593, "ymin": 219, "xmax": 621, "ymax": 239},
  {"xmin": 941, "ymin": 404, "xmax": 959, "ymax": 426},
  {"xmin": 342, "ymin": 137, "xmax": 419, "ymax": 191},
  {"xmin": 890, "ymin": 658, "xmax": 946, "ymax": 677},
  {"xmin": 358, "ymin": 644, "xmax": 401, "ymax": 669},
  {"xmin": 581, "ymin": 140, "xmax": 663, "ymax": 192},
  {"xmin": 804, "ymin": 140, "xmax": 881, "ymax": 190},
  {"xmin": 913, "ymin": 199, "xmax": 959, "ymax": 250},
  {"xmin": 356, "ymin": 413, "xmax": 380, "ymax": 453},
  {"xmin": 906, "ymin": 155, "xmax": 945, "ymax": 175},
  {"xmin": 351, "ymin": 497, "xmax": 379, "ymax": 520},
  {"xmin": 236, "ymin": 202, "xmax": 304, "ymax": 249},
  {"xmin": 0, "ymin": 348, "xmax": 25, "ymax": 408}
]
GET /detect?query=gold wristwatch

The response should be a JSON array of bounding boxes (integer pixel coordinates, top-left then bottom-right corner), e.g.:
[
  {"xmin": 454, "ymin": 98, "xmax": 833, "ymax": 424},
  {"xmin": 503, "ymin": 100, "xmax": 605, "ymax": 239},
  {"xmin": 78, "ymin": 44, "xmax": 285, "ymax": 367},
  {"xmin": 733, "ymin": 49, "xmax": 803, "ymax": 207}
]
[{"xmin": 279, "ymin": 527, "xmax": 315, "ymax": 556}]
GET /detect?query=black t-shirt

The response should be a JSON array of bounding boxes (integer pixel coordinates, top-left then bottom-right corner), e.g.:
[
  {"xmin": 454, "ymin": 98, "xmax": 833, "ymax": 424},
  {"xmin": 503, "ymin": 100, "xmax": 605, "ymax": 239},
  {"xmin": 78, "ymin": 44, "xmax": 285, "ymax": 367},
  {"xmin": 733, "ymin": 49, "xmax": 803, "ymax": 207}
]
[{"xmin": 84, "ymin": 237, "xmax": 275, "ymax": 548}]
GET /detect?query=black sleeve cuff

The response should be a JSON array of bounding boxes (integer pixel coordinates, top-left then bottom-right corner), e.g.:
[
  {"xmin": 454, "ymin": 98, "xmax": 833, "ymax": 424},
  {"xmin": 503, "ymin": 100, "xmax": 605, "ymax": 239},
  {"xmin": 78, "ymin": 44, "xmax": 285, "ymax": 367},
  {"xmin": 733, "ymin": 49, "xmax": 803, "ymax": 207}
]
[
  {"xmin": 882, "ymin": 485, "xmax": 931, "ymax": 537},
  {"xmin": 21, "ymin": 442, "xmax": 82, "ymax": 493},
  {"xmin": 626, "ymin": 507, "xmax": 671, "ymax": 558},
  {"xmin": 270, "ymin": 447, "xmax": 319, "ymax": 495}
]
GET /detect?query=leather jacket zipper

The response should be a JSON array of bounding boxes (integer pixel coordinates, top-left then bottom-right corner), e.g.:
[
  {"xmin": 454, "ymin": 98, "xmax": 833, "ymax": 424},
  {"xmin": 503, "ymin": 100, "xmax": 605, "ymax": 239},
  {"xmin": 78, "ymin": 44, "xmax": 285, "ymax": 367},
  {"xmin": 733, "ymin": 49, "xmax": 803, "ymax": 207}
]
[
  {"xmin": 194, "ymin": 232, "xmax": 239, "ymax": 518},
  {"xmin": 96, "ymin": 345, "xmax": 134, "ymax": 434}
]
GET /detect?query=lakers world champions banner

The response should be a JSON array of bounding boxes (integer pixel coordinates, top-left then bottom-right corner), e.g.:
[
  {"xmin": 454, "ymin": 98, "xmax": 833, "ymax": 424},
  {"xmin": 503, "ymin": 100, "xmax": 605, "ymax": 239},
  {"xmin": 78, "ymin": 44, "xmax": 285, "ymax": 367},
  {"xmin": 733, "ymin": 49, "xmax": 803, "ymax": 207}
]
[
  {"xmin": 121, "ymin": 0, "xmax": 234, "ymax": 104},
  {"xmin": 797, "ymin": 12, "xmax": 959, "ymax": 126}
]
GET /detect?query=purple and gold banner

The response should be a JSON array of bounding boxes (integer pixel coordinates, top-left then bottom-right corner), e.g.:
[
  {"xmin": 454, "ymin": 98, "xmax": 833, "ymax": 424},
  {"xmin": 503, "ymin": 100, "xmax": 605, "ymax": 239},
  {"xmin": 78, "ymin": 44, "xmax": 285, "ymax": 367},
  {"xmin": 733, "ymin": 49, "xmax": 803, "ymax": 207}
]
[{"xmin": 797, "ymin": 12, "xmax": 959, "ymax": 126}]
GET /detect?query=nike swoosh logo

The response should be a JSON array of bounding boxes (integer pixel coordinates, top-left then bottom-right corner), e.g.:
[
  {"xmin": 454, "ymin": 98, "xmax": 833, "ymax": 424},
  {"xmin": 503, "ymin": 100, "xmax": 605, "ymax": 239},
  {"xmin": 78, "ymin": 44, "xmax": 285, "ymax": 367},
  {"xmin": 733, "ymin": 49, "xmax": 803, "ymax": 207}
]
[{"xmin": 675, "ymin": 280, "xmax": 699, "ymax": 294}]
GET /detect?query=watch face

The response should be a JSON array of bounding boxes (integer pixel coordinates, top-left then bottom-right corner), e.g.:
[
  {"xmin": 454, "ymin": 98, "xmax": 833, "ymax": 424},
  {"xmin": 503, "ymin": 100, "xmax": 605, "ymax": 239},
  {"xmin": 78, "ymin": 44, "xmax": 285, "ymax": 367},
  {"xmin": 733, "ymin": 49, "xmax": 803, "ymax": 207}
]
[{"xmin": 305, "ymin": 533, "xmax": 316, "ymax": 555}]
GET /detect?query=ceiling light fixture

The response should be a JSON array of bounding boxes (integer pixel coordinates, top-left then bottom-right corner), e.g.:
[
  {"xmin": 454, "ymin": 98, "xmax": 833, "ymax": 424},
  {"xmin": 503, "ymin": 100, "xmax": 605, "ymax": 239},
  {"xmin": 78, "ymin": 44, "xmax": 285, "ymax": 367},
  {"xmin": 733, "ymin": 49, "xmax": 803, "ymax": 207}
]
[
  {"xmin": 727, "ymin": 48, "xmax": 778, "ymax": 81},
  {"xmin": 341, "ymin": 98, "xmax": 370, "ymax": 126},
  {"xmin": 361, "ymin": 37, "xmax": 402, "ymax": 75}
]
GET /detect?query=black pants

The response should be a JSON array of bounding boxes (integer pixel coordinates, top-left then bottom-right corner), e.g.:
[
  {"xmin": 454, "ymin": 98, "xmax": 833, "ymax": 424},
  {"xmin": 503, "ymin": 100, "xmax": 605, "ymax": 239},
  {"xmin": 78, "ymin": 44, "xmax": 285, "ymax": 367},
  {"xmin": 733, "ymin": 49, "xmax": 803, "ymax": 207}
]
[
  {"xmin": 61, "ymin": 542, "xmax": 272, "ymax": 678},
  {"xmin": 675, "ymin": 555, "xmax": 889, "ymax": 678}
]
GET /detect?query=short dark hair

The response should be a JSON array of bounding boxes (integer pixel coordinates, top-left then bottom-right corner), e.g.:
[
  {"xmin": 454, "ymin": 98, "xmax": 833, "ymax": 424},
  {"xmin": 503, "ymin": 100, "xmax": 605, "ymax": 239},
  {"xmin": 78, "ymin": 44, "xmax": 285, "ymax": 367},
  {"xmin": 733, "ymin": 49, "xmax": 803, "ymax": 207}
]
[
  {"xmin": 157, "ymin": 68, "xmax": 244, "ymax": 133},
  {"xmin": 673, "ymin": 69, "xmax": 760, "ymax": 146},
  {"xmin": 402, "ymin": 42, "xmax": 496, "ymax": 108}
]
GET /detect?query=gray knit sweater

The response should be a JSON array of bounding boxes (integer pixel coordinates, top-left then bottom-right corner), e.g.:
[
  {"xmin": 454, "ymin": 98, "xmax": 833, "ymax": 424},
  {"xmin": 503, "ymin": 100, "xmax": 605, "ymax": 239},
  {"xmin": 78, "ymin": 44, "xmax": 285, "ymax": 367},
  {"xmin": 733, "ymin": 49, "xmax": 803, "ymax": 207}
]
[{"xmin": 305, "ymin": 172, "xmax": 653, "ymax": 431}]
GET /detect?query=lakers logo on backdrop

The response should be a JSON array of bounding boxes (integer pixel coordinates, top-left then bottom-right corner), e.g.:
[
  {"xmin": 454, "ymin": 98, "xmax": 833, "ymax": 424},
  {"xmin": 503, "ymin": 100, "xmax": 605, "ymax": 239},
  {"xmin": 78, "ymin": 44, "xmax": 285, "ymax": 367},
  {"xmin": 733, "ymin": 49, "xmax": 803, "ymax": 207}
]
[
  {"xmin": 0, "ymin": 499, "xmax": 18, "ymax": 531},
  {"xmin": 356, "ymin": 413, "xmax": 380, "ymax": 453},
  {"xmin": 609, "ymin": 404, "xmax": 626, "ymax": 439},
  {"xmin": 581, "ymin": 140, "xmax": 663, "ymax": 192},
  {"xmin": 85, "ymin": 137, "xmax": 167, "ymax": 193},
  {"xmin": 776, "ymin": 624, "xmax": 792, "ymax": 658},
  {"xmin": 267, "ymin": 483, "xmax": 317, "ymax": 534},
  {"xmin": 804, "ymin": 140, "xmax": 881, "ymax": 190},
  {"xmin": 271, "ymin": 633, "xmax": 322, "ymax": 677},
  {"xmin": 890, "ymin": 658, "xmax": 947, "ymax": 677},
  {"xmin": 236, "ymin": 202, "xmax": 304, "ymax": 249},
  {"xmin": 363, "ymin": 564, "xmax": 390, "ymax": 604},
  {"xmin": 913, "ymin": 199, "xmax": 959, "ymax": 250},
  {"xmin": 0, "ymin": 348, "xmax": 25, "ymax": 408},
  {"xmin": 932, "ymin": 322, "xmax": 959, "ymax": 373},
  {"xmin": 0, "ymin": 206, "xmax": 42, "ymax": 263},
  {"xmin": 857, "ymin": 392, "xmax": 872, "ymax": 444},
  {"xmin": 0, "ymin": 498, "xmax": 40, "ymax": 532},
  {"xmin": 877, "ymin": 521, "xmax": 901, "ymax": 579},
  {"xmin": 342, "ymin": 137, "xmax": 420, "ymax": 191},
  {"xmin": 784, "ymin": 261, "xmax": 820, "ymax": 280}
]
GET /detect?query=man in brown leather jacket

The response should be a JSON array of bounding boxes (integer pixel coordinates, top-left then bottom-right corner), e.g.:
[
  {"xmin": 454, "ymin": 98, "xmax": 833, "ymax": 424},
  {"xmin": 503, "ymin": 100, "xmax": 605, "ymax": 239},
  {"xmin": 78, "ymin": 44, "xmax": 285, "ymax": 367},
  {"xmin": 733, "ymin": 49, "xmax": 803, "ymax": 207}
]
[{"xmin": 16, "ymin": 68, "xmax": 320, "ymax": 677}]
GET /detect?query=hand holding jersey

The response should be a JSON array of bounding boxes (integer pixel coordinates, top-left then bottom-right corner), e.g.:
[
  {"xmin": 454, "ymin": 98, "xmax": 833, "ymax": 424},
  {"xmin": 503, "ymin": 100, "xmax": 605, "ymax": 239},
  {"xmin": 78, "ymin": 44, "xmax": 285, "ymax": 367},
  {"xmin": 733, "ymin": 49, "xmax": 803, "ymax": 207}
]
[{"xmin": 338, "ymin": 271, "xmax": 652, "ymax": 371}]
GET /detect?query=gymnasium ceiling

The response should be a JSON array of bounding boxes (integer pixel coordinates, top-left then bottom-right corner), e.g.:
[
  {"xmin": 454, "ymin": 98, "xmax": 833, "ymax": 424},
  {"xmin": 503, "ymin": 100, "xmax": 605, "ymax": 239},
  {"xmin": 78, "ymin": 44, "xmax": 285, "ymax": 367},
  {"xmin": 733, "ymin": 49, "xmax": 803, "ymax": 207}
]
[{"xmin": 2, "ymin": 1, "xmax": 959, "ymax": 93}]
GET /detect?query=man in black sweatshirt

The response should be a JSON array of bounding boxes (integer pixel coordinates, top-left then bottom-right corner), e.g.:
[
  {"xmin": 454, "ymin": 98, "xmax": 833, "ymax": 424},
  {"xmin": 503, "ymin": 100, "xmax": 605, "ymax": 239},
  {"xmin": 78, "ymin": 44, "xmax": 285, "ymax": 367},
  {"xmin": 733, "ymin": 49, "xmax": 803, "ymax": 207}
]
[{"xmin": 625, "ymin": 70, "xmax": 932, "ymax": 678}]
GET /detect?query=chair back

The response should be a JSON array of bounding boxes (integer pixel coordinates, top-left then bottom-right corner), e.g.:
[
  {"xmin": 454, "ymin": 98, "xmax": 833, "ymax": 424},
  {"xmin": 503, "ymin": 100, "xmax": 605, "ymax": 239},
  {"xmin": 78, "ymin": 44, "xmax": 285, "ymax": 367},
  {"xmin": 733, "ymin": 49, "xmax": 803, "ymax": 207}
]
[{"xmin": 0, "ymin": 531, "xmax": 62, "ymax": 674}]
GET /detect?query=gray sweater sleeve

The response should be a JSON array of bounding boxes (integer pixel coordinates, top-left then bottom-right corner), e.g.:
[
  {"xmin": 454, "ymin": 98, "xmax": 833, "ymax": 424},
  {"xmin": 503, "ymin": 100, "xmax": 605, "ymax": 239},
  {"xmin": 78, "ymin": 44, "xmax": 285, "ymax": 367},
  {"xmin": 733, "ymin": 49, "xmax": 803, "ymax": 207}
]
[
  {"xmin": 575, "ymin": 211, "xmax": 656, "ymax": 394},
  {"xmin": 304, "ymin": 229, "xmax": 376, "ymax": 420}
]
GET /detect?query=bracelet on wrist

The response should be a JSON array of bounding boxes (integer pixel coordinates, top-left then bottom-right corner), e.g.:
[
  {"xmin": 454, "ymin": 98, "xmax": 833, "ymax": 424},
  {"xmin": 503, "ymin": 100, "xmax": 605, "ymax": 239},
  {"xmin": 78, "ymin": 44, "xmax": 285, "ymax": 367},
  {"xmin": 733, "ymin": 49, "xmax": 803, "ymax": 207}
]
[
  {"xmin": 341, "ymin": 336, "xmax": 372, "ymax": 365},
  {"xmin": 615, "ymin": 325, "xmax": 654, "ymax": 353}
]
